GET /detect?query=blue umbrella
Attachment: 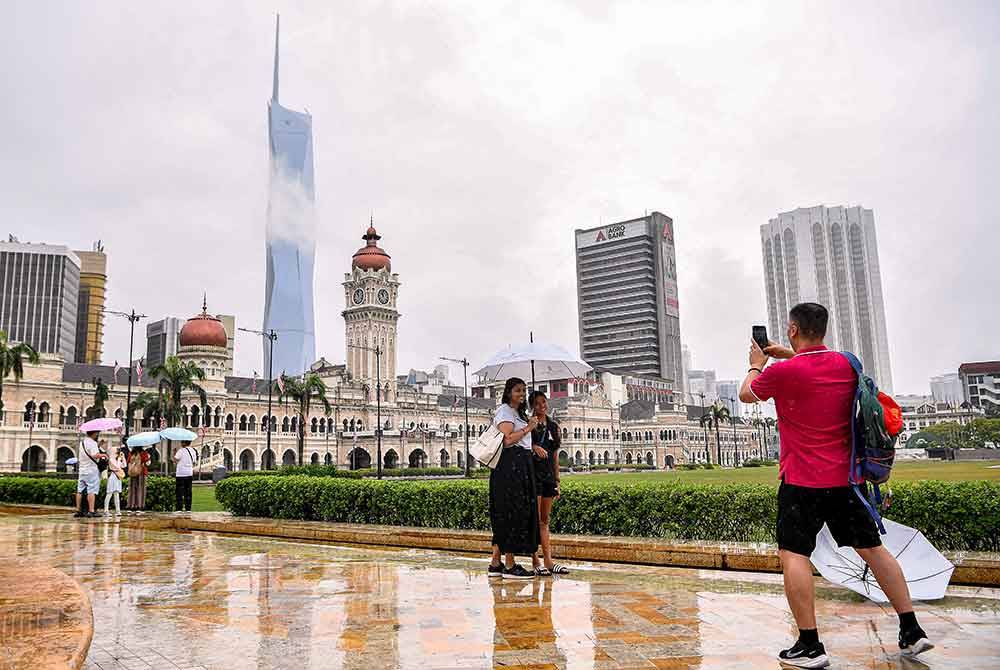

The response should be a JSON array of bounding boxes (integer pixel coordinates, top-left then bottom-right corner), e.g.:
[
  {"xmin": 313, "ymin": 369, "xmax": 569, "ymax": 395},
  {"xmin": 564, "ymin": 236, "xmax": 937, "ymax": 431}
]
[
  {"xmin": 160, "ymin": 427, "xmax": 197, "ymax": 442},
  {"xmin": 126, "ymin": 431, "xmax": 163, "ymax": 448}
]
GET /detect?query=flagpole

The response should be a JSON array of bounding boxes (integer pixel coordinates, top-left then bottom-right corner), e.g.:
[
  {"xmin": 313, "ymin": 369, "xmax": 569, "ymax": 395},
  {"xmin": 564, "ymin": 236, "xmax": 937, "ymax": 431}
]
[{"xmin": 103, "ymin": 308, "xmax": 147, "ymax": 442}]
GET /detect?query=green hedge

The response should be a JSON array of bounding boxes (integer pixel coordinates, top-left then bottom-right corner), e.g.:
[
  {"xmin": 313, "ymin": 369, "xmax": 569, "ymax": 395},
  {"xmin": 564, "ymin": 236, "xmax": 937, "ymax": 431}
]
[
  {"xmin": 214, "ymin": 476, "xmax": 1000, "ymax": 551},
  {"xmin": 227, "ymin": 465, "xmax": 362, "ymax": 479},
  {"xmin": 0, "ymin": 476, "xmax": 176, "ymax": 511}
]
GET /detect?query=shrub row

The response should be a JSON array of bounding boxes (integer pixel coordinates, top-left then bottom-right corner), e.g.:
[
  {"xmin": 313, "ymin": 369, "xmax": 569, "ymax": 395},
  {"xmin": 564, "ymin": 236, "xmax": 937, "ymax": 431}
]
[
  {"xmin": 214, "ymin": 476, "xmax": 1000, "ymax": 551},
  {"xmin": 0, "ymin": 476, "xmax": 176, "ymax": 511},
  {"xmin": 226, "ymin": 465, "xmax": 472, "ymax": 479},
  {"xmin": 227, "ymin": 465, "xmax": 362, "ymax": 479}
]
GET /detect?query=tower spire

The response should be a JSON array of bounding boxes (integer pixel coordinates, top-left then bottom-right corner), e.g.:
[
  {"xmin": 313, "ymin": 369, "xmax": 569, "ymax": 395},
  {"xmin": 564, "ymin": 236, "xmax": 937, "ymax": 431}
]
[{"xmin": 272, "ymin": 14, "xmax": 280, "ymax": 102}]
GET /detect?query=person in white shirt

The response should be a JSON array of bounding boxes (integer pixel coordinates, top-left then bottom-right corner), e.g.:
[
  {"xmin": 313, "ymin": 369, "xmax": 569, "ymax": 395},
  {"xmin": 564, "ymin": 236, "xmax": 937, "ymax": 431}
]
[
  {"xmin": 75, "ymin": 431, "xmax": 107, "ymax": 518},
  {"xmin": 173, "ymin": 440, "xmax": 198, "ymax": 512}
]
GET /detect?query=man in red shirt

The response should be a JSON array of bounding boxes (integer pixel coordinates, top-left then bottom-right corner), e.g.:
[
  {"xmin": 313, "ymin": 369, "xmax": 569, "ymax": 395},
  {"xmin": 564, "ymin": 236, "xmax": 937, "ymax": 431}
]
[{"xmin": 740, "ymin": 302, "xmax": 931, "ymax": 667}]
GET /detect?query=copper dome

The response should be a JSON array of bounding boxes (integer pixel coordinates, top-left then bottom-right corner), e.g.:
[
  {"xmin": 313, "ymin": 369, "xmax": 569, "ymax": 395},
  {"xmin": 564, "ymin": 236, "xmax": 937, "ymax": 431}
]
[
  {"xmin": 179, "ymin": 298, "xmax": 228, "ymax": 348},
  {"xmin": 352, "ymin": 225, "xmax": 391, "ymax": 272}
]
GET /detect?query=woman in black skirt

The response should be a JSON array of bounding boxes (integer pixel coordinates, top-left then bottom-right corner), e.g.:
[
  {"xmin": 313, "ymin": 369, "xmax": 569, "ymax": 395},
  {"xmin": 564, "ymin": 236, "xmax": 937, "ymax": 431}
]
[{"xmin": 487, "ymin": 377, "xmax": 540, "ymax": 580}]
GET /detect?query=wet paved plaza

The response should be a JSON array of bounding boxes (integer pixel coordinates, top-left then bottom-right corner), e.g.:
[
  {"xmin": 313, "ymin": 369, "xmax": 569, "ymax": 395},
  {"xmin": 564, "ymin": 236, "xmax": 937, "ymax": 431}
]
[{"xmin": 2, "ymin": 512, "xmax": 999, "ymax": 669}]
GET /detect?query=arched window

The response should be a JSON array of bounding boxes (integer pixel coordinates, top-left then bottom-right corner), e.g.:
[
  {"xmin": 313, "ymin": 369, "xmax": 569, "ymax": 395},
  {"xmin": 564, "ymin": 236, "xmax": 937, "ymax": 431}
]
[
  {"xmin": 290, "ymin": 417, "xmax": 298, "ymax": 433},
  {"xmin": 248, "ymin": 415, "xmax": 257, "ymax": 432},
  {"xmin": 215, "ymin": 406, "xmax": 222, "ymax": 428},
  {"xmin": 282, "ymin": 416, "xmax": 290, "ymax": 433},
  {"xmin": 226, "ymin": 414, "xmax": 234, "ymax": 431},
  {"xmin": 311, "ymin": 418, "xmax": 318, "ymax": 434}
]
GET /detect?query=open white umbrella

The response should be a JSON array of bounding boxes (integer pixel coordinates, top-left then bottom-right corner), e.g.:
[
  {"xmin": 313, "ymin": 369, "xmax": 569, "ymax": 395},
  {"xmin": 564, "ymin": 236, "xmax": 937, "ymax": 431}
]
[
  {"xmin": 160, "ymin": 427, "xmax": 197, "ymax": 442},
  {"xmin": 810, "ymin": 518, "xmax": 954, "ymax": 603},
  {"xmin": 126, "ymin": 431, "xmax": 163, "ymax": 448},
  {"xmin": 475, "ymin": 340, "xmax": 591, "ymax": 388}
]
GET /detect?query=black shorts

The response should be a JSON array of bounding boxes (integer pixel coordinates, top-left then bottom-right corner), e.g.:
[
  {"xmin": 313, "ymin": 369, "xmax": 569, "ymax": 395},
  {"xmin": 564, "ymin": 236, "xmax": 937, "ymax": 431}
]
[
  {"xmin": 777, "ymin": 482, "xmax": 882, "ymax": 557},
  {"xmin": 533, "ymin": 457, "xmax": 559, "ymax": 498}
]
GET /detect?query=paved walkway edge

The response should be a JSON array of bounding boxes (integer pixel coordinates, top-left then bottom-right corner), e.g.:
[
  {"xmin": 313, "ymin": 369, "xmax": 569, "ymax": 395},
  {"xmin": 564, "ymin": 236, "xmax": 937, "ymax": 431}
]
[
  {"xmin": 3, "ymin": 503, "xmax": 998, "ymax": 587},
  {"xmin": 0, "ymin": 560, "xmax": 94, "ymax": 670}
]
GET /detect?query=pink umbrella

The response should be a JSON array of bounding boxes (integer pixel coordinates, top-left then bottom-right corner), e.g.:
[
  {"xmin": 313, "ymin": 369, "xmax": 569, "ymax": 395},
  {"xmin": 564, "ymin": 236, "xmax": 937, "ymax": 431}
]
[{"xmin": 78, "ymin": 417, "xmax": 123, "ymax": 433}]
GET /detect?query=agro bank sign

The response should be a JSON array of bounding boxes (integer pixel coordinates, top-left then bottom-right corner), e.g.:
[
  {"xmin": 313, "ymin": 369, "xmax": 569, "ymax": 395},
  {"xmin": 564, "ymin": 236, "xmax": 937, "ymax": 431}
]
[{"xmin": 575, "ymin": 220, "xmax": 647, "ymax": 249}]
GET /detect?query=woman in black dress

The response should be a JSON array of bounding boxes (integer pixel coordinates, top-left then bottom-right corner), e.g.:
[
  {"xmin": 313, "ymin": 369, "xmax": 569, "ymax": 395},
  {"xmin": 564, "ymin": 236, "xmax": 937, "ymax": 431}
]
[
  {"xmin": 487, "ymin": 377, "xmax": 540, "ymax": 580},
  {"xmin": 529, "ymin": 390, "xmax": 569, "ymax": 576}
]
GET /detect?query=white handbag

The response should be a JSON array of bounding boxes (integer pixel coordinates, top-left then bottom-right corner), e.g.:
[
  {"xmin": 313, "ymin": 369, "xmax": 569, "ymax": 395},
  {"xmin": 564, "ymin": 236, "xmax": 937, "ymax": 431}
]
[{"xmin": 470, "ymin": 424, "xmax": 505, "ymax": 469}]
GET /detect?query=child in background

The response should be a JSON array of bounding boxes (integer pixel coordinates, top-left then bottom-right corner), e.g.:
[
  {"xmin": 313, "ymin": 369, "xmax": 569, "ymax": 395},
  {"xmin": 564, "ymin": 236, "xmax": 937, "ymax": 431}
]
[{"xmin": 104, "ymin": 447, "xmax": 127, "ymax": 516}]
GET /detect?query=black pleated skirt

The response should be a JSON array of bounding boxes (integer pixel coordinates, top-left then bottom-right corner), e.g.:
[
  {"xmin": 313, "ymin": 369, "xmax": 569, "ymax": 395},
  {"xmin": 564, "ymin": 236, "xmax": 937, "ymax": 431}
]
[{"xmin": 489, "ymin": 446, "xmax": 540, "ymax": 555}]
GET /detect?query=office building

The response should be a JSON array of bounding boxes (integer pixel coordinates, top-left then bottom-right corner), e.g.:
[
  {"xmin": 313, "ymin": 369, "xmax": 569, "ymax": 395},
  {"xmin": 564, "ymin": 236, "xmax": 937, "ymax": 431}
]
[
  {"xmin": 73, "ymin": 243, "xmax": 107, "ymax": 364},
  {"xmin": 0, "ymin": 240, "xmax": 80, "ymax": 361},
  {"xmin": 263, "ymin": 15, "xmax": 317, "ymax": 376},
  {"xmin": 930, "ymin": 372, "xmax": 964, "ymax": 407},
  {"xmin": 760, "ymin": 205, "xmax": 893, "ymax": 393},
  {"xmin": 145, "ymin": 317, "xmax": 183, "ymax": 370},
  {"xmin": 959, "ymin": 361, "xmax": 1000, "ymax": 413},
  {"xmin": 687, "ymin": 369, "xmax": 717, "ymax": 404},
  {"xmin": 574, "ymin": 212, "xmax": 683, "ymax": 384}
]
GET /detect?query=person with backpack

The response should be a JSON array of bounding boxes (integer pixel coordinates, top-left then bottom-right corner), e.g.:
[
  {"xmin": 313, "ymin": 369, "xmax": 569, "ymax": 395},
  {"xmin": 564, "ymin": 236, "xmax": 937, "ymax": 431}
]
[
  {"xmin": 173, "ymin": 440, "xmax": 198, "ymax": 512},
  {"xmin": 739, "ymin": 302, "xmax": 931, "ymax": 667},
  {"xmin": 126, "ymin": 446, "xmax": 150, "ymax": 512},
  {"xmin": 75, "ymin": 430, "xmax": 107, "ymax": 518}
]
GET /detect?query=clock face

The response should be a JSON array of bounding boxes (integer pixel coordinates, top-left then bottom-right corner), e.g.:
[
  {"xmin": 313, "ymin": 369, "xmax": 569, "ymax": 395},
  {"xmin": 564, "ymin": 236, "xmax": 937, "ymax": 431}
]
[
  {"xmin": 352, "ymin": 289, "xmax": 365, "ymax": 305},
  {"xmin": 377, "ymin": 289, "xmax": 390, "ymax": 305}
]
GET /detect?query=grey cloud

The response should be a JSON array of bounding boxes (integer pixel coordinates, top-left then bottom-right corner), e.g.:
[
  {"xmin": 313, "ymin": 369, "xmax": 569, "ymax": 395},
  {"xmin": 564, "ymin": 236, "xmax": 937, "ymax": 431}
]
[{"xmin": 3, "ymin": 1, "xmax": 997, "ymax": 394}]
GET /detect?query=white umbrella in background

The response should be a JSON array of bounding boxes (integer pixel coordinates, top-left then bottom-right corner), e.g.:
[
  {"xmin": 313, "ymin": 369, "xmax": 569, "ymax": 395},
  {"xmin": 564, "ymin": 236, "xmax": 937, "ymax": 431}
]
[
  {"xmin": 810, "ymin": 519, "xmax": 954, "ymax": 603},
  {"xmin": 475, "ymin": 338, "xmax": 591, "ymax": 388}
]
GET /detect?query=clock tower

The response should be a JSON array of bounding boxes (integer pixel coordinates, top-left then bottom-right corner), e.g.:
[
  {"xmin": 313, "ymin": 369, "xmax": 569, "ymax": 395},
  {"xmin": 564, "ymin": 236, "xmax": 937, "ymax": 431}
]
[{"xmin": 343, "ymin": 223, "xmax": 400, "ymax": 401}]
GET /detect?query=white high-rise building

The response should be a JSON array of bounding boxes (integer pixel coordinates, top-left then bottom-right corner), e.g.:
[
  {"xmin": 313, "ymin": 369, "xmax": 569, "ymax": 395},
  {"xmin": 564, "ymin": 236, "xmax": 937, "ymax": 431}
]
[
  {"xmin": 929, "ymin": 372, "xmax": 963, "ymax": 407},
  {"xmin": 760, "ymin": 205, "xmax": 893, "ymax": 393}
]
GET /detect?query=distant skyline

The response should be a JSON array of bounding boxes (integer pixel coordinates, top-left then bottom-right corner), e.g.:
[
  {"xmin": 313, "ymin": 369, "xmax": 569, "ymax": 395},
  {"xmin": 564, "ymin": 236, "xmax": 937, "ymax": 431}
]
[{"xmin": 3, "ymin": 2, "xmax": 998, "ymax": 394}]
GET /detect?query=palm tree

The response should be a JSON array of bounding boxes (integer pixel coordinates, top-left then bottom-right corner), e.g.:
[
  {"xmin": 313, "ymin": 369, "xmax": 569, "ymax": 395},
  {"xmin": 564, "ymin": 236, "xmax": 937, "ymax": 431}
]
[
  {"xmin": 0, "ymin": 331, "xmax": 40, "ymax": 420},
  {"xmin": 701, "ymin": 402, "xmax": 730, "ymax": 466},
  {"xmin": 279, "ymin": 373, "xmax": 332, "ymax": 466},
  {"xmin": 698, "ymin": 412, "xmax": 713, "ymax": 464},
  {"xmin": 86, "ymin": 377, "xmax": 110, "ymax": 420},
  {"xmin": 147, "ymin": 356, "xmax": 207, "ymax": 473},
  {"xmin": 128, "ymin": 391, "xmax": 160, "ymax": 430}
]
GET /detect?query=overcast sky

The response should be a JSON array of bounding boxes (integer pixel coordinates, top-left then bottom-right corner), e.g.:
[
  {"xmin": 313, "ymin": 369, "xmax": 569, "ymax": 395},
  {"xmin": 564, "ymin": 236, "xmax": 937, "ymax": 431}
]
[{"xmin": 4, "ymin": 1, "xmax": 998, "ymax": 395}]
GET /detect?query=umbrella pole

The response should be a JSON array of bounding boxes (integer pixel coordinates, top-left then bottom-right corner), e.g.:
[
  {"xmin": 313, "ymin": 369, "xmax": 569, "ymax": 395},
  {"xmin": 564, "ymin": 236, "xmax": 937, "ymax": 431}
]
[{"xmin": 530, "ymin": 331, "xmax": 535, "ymax": 390}]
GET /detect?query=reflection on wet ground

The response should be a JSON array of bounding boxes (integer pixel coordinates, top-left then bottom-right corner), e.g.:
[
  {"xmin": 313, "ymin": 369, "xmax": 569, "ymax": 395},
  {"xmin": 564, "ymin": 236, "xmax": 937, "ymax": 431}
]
[{"xmin": 1, "ymin": 512, "xmax": 998, "ymax": 670}]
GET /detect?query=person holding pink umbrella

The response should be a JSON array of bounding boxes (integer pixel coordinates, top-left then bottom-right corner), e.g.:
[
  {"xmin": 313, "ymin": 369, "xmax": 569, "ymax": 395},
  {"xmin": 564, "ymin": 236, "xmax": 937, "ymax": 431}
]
[{"xmin": 75, "ymin": 430, "xmax": 107, "ymax": 518}]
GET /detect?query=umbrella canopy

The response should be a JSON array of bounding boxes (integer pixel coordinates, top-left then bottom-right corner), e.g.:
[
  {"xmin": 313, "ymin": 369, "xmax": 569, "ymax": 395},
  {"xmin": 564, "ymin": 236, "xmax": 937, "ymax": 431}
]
[
  {"xmin": 64, "ymin": 457, "xmax": 78, "ymax": 466},
  {"xmin": 475, "ymin": 342, "xmax": 591, "ymax": 383},
  {"xmin": 126, "ymin": 431, "xmax": 163, "ymax": 448},
  {"xmin": 160, "ymin": 427, "xmax": 197, "ymax": 442},
  {"xmin": 811, "ymin": 519, "xmax": 954, "ymax": 603},
  {"xmin": 79, "ymin": 417, "xmax": 123, "ymax": 433}
]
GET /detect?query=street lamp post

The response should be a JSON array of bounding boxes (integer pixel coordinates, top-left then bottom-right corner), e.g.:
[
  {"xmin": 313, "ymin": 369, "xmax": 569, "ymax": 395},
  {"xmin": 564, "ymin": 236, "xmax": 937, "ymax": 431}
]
[
  {"xmin": 726, "ymin": 397, "xmax": 739, "ymax": 466},
  {"xmin": 440, "ymin": 356, "xmax": 471, "ymax": 477},
  {"xmin": 105, "ymin": 308, "xmax": 147, "ymax": 438},
  {"xmin": 240, "ymin": 328, "xmax": 277, "ymax": 468},
  {"xmin": 696, "ymin": 391, "xmax": 710, "ymax": 464},
  {"xmin": 349, "ymin": 344, "xmax": 383, "ymax": 479}
]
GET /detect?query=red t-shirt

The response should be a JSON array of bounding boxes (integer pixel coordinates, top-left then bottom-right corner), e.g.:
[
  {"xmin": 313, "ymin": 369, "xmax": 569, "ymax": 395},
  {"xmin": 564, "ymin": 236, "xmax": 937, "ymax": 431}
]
[{"xmin": 750, "ymin": 345, "xmax": 856, "ymax": 488}]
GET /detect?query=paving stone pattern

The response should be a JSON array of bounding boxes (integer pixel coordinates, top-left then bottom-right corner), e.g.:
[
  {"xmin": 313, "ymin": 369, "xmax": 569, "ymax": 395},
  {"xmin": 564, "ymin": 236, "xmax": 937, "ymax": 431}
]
[{"xmin": 1, "ymin": 512, "xmax": 999, "ymax": 669}]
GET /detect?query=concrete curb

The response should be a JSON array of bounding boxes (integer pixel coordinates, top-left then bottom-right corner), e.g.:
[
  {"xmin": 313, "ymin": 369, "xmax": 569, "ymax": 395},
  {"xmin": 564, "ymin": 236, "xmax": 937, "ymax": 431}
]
[{"xmin": 4, "ymin": 503, "xmax": 998, "ymax": 587}]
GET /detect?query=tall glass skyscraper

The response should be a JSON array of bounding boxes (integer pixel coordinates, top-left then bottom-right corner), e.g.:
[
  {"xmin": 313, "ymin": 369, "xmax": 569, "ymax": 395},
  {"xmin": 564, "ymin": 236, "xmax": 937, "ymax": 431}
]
[
  {"xmin": 760, "ymin": 205, "xmax": 893, "ymax": 393},
  {"xmin": 263, "ymin": 15, "xmax": 316, "ymax": 376}
]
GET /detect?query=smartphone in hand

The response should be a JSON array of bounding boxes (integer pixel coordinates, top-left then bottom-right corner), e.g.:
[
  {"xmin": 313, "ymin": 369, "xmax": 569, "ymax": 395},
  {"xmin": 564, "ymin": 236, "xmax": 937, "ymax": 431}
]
[{"xmin": 752, "ymin": 325, "xmax": 769, "ymax": 351}]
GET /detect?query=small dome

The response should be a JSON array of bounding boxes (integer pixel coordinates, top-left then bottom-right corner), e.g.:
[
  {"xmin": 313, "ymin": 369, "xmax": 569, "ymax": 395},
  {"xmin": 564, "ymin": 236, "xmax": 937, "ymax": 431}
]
[
  {"xmin": 352, "ymin": 224, "xmax": 391, "ymax": 272},
  {"xmin": 179, "ymin": 297, "xmax": 228, "ymax": 348}
]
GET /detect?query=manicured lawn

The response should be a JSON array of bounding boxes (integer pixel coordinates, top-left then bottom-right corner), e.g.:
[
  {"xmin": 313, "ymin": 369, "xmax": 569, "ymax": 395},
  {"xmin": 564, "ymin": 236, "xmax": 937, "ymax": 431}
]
[
  {"xmin": 571, "ymin": 460, "xmax": 1000, "ymax": 486},
  {"xmin": 192, "ymin": 484, "xmax": 224, "ymax": 512}
]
